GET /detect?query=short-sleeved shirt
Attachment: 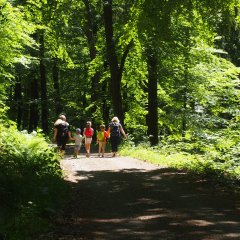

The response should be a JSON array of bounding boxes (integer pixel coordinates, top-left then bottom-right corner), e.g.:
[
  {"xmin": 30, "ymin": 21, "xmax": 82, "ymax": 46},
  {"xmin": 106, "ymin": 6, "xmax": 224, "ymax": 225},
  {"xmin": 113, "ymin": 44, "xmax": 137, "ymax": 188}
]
[
  {"xmin": 84, "ymin": 127, "xmax": 94, "ymax": 138},
  {"xmin": 75, "ymin": 134, "xmax": 83, "ymax": 145},
  {"xmin": 97, "ymin": 131, "xmax": 108, "ymax": 142}
]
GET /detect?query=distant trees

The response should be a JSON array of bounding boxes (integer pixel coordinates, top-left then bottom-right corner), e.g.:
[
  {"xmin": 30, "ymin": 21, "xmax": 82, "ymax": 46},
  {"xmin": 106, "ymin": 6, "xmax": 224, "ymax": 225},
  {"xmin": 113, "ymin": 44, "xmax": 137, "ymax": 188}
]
[{"xmin": 1, "ymin": 0, "xmax": 240, "ymax": 145}]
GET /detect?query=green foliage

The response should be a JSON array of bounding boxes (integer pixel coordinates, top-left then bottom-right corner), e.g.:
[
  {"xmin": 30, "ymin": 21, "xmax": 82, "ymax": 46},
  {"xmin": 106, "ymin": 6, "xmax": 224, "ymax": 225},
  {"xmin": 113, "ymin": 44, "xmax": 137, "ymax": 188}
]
[
  {"xmin": 120, "ymin": 121, "xmax": 240, "ymax": 187},
  {"xmin": 0, "ymin": 116, "xmax": 68, "ymax": 240},
  {"xmin": 0, "ymin": 0, "xmax": 36, "ymax": 84}
]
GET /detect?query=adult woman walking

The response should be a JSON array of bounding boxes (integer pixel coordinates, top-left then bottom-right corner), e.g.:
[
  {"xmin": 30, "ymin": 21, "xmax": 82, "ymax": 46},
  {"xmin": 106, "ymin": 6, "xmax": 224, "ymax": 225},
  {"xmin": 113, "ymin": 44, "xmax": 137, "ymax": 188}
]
[
  {"xmin": 53, "ymin": 114, "xmax": 71, "ymax": 156},
  {"xmin": 108, "ymin": 116, "xmax": 126, "ymax": 157}
]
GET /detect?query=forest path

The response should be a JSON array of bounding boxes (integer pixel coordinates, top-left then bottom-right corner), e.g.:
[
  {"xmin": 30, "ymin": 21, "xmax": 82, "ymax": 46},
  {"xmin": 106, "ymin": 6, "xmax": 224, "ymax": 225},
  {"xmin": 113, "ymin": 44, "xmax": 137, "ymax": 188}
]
[{"xmin": 40, "ymin": 153, "xmax": 240, "ymax": 240}]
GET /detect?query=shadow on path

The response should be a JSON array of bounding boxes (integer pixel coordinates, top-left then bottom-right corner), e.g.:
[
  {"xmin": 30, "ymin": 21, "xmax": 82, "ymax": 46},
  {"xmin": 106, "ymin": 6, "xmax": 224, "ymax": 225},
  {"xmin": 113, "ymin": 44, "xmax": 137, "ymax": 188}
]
[{"xmin": 42, "ymin": 166, "xmax": 240, "ymax": 240}]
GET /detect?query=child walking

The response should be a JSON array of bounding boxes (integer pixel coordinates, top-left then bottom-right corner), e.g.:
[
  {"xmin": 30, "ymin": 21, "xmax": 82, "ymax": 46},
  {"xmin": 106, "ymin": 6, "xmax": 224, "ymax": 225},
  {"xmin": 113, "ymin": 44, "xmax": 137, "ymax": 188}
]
[
  {"xmin": 72, "ymin": 128, "xmax": 84, "ymax": 158},
  {"xmin": 83, "ymin": 121, "xmax": 94, "ymax": 157},
  {"xmin": 97, "ymin": 124, "xmax": 109, "ymax": 157}
]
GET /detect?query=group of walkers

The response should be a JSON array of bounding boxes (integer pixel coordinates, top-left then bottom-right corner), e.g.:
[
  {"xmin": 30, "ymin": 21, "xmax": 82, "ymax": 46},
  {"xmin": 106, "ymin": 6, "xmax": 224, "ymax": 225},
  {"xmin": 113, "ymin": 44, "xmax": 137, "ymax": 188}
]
[{"xmin": 53, "ymin": 115, "xmax": 127, "ymax": 158}]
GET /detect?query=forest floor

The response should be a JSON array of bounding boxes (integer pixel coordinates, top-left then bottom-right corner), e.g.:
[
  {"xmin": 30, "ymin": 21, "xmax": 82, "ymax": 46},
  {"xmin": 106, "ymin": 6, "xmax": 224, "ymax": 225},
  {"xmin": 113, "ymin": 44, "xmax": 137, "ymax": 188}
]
[{"xmin": 38, "ymin": 153, "xmax": 240, "ymax": 240}]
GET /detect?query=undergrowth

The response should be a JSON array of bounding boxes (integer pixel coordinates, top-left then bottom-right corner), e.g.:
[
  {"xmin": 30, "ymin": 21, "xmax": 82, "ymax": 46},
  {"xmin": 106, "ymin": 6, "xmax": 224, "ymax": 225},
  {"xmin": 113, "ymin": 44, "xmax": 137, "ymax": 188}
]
[
  {"xmin": 120, "ymin": 130, "xmax": 240, "ymax": 189},
  {"xmin": 0, "ymin": 121, "xmax": 69, "ymax": 240}
]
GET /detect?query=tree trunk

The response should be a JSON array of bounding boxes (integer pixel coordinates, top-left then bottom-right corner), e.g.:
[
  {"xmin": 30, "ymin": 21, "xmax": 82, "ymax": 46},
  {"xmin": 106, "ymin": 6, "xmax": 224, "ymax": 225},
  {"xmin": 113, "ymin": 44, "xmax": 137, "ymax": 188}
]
[
  {"xmin": 13, "ymin": 78, "xmax": 23, "ymax": 129},
  {"xmin": 103, "ymin": 0, "xmax": 124, "ymax": 124},
  {"xmin": 52, "ymin": 58, "xmax": 63, "ymax": 115},
  {"xmin": 39, "ymin": 30, "xmax": 48, "ymax": 133},
  {"xmin": 146, "ymin": 49, "xmax": 158, "ymax": 146},
  {"xmin": 22, "ymin": 85, "xmax": 29, "ymax": 131},
  {"xmin": 182, "ymin": 87, "xmax": 187, "ymax": 138},
  {"xmin": 83, "ymin": 0, "xmax": 101, "ymax": 106},
  {"xmin": 29, "ymin": 74, "xmax": 39, "ymax": 132}
]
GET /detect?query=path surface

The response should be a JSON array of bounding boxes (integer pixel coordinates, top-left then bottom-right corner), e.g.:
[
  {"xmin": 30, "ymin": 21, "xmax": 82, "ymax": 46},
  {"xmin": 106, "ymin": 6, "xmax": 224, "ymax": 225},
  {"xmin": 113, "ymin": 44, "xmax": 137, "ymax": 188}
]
[{"xmin": 39, "ymin": 153, "xmax": 240, "ymax": 240}]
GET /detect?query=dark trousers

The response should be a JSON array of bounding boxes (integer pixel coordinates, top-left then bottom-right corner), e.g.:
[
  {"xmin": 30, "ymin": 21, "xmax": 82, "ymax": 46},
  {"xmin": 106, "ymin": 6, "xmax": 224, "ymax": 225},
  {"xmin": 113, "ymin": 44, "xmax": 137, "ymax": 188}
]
[
  {"xmin": 57, "ymin": 136, "xmax": 68, "ymax": 150},
  {"xmin": 110, "ymin": 136, "xmax": 120, "ymax": 152}
]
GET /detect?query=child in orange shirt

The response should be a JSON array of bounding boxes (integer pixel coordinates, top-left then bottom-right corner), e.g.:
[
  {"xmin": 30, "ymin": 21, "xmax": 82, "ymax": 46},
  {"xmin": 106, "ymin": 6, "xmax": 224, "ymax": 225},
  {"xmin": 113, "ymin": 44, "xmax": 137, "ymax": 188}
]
[{"xmin": 97, "ymin": 124, "xmax": 109, "ymax": 157}]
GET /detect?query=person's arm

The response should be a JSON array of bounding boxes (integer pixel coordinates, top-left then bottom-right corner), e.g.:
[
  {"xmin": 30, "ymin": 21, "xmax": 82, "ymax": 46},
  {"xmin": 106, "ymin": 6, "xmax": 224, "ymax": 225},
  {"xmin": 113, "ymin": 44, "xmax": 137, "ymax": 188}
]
[
  {"xmin": 104, "ymin": 131, "xmax": 108, "ymax": 142},
  {"xmin": 70, "ymin": 135, "xmax": 75, "ymax": 141},
  {"xmin": 107, "ymin": 127, "xmax": 111, "ymax": 136},
  {"xmin": 120, "ymin": 127, "xmax": 127, "ymax": 139},
  {"xmin": 96, "ymin": 132, "xmax": 99, "ymax": 143},
  {"xmin": 53, "ymin": 127, "xmax": 57, "ymax": 142},
  {"xmin": 68, "ymin": 131, "xmax": 72, "ymax": 140}
]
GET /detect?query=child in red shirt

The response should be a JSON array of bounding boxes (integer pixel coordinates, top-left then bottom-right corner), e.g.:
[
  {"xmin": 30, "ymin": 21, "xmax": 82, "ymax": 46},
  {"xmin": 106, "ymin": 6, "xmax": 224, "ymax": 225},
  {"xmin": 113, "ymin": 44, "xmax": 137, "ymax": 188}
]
[{"xmin": 83, "ymin": 121, "xmax": 94, "ymax": 157}]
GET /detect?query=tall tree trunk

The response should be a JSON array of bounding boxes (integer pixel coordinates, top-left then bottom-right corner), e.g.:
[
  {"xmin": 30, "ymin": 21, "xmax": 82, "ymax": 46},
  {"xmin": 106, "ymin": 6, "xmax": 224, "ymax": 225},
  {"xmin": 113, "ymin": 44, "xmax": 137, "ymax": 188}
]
[
  {"xmin": 13, "ymin": 77, "xmax": 23, "ymax": 129},
  {"xmin": 83, "ymin": 0, "xmax": 101, "ymax": 106},
  {"xmin": 52, "ymin": 58, "xmax": 63, "ymax": 115},
  {"xmin": 103, "ymin": 0, "xmax": 133, "ymax": 125},
  {"xmin": 146, "ymin": 49, "xmax": 158, "ymax": 146},
  {"xmin": 39, "ymin": 30, "xmax": 48, "ymax": 133},
  {"xmin": 182, "ymin": 87, "xmax": 187, "ymax": 138},
  {"xmin": 102, "ymin": 80, "xmax": 110, "ymax": 124},
  {"xmin": 29, "ymin": 74, "xmax": 39, "ymax": 132},
  {"xmin": 103, "ymin": 0, "xmax": 124, "ymax": 123},
  {"xmin": 22, "ymin": 85, "xmax": 29, "ymax": 131}
]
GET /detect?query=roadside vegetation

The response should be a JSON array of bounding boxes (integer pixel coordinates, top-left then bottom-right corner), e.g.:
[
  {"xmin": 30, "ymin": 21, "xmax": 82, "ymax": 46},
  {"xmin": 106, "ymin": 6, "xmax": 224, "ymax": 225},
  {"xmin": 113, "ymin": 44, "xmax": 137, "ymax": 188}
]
[
  {"xmin": 120, "ymin": 126, "xmax": 240, "ymax": 188},
  {"xmin": 0, "ymin": 105, "xmax": 68, "ymax": 240}
]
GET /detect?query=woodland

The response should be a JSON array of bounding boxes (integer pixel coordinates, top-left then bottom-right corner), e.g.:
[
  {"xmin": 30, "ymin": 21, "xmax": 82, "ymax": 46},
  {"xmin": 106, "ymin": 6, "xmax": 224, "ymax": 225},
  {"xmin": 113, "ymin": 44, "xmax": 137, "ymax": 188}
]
[{"xmin": 1, "ymin": 0, "xmax": 240, "ymax": 239}]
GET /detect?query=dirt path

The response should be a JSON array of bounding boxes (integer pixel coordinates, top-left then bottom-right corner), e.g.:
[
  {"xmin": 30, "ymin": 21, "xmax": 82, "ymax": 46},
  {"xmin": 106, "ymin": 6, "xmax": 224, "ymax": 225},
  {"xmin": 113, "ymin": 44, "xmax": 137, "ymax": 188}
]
[{"xmin": 40, "ymin": 153, "xmax": 240, "ymax": 240}]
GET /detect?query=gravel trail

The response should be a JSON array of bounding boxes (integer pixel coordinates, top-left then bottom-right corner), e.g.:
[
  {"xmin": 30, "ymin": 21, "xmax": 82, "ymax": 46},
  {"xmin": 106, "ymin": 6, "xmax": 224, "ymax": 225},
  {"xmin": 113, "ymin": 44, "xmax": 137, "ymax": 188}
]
[{"xmin": 39, "ymin": 153, "xmax": 240, "ymax": 240}]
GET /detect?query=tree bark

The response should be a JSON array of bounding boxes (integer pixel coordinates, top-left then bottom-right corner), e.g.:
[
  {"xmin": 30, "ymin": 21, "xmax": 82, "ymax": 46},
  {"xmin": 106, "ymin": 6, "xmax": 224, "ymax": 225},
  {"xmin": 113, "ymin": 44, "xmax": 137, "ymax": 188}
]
[
  {"xmin": 182, "ymin": 87, "xmax": 187, "ymax": 138},
  {"xmin": 103, "ymin": 0, "xmax": 124, "ymax": 123},
  {"xmin": 39, "ymin": 30, "xmax": 48, "ymax": 133},
  {"xmin": 146, "ymin": 49, "xmax": 158, "ymax": 146},
  {"xmin": 52, "ymin": 58, "xmax": 63, "ymax": 115},
  {"xmin": 13, "ymin": 78, "xmax": 23, "ymax": 129},
  {"xmin": 29, "ymin": 74, "xmax": 39, "ymax": 132},
  {"xmin": 83, "ymin": 0, "xmax": 101, "ymax": 106}
]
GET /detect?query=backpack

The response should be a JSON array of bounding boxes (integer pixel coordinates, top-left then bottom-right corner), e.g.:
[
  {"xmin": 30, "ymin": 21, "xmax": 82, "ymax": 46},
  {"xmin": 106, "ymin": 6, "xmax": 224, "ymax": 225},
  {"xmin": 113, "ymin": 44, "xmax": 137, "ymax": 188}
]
[
  {"xmin": 110, "ymin": 122, "xmax": 120, "ymax": 137},
  {"xmin": 61, "ymin": 123, "xmax": 69, "ymax": 139}
]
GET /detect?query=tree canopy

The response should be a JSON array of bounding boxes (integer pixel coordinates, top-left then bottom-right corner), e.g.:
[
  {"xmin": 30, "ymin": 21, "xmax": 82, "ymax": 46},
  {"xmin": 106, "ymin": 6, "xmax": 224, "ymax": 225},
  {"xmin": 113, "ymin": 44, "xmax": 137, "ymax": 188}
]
[{"xmin": 0, "ymin": 0, "xmax": 240, "ymax": 144}]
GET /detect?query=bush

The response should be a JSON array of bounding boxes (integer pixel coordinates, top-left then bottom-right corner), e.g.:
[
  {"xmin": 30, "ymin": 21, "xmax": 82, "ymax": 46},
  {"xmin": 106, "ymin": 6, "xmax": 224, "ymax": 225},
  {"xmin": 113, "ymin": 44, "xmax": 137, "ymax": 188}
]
[
  {"xmin": 0, "ymin": 123, "xmax": 68, "ymax": 240},
  {"xmin": 120, "ymin": 129, "xmax": 240, "ymax": 188}
]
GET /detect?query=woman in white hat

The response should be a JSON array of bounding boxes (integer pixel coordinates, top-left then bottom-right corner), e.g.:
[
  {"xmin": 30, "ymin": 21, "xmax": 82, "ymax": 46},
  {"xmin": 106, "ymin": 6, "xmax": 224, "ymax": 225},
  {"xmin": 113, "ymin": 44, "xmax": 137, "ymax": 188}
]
[{"xmin": 108, "ymin": 116, "xmax": 126, "ymax": 157}]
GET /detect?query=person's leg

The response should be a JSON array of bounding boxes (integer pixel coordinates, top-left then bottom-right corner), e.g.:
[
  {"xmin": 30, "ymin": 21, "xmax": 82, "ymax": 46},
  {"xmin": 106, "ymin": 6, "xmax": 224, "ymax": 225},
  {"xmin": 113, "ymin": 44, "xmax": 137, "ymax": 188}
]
[
  {"xmin": 78, "ymin": 144, "xmax": 82, "ymax": 156},
  {"xmin": 75, "ymin": 145, "xmax": 80, "ymax": 157},
  {"xmin": 61, "ymin": 137, "xmax": 68, "ymax": 156},
  {"xmin": 74, "ymin": 145, "xmax": 77, "ymax": 157},
  {"xmin": 102, "ymin": 142, "xmax": 106, "ymax": 157},
  {"xmin": 100, "ymin": 142, "xmax": 104, "ymax": 156},
  {"xmin": 110, "ymin": 136, "xmax": 118, "ymax": 156},
  {"xmin": 85, "ymin": 138, "xmax": 92, "ymax": 157},
  {"xmin": 98, "ymin": 142, "xmax": 101, "ymax": 156},
  {"xmin": 85, "ymin": 143, "xmax": 89, "ymax": 154},
  {"xmin": 56, "ymin": 137, "xmax": 62, "ymax": 152},
  {"xmin": 88, "ymin": 141, "xmax": 92, "ymax": 156}
]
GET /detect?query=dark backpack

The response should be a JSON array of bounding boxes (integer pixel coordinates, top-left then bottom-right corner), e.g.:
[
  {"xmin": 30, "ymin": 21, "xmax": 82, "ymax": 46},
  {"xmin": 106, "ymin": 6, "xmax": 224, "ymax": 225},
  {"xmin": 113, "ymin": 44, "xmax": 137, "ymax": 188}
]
[
  {"xmin": 110, "ymin": 123, "xmax": 120, "ymax": 137},
  {"xmin": 61, "ymin": 123, "xmax": 69, "ymax": 139}
]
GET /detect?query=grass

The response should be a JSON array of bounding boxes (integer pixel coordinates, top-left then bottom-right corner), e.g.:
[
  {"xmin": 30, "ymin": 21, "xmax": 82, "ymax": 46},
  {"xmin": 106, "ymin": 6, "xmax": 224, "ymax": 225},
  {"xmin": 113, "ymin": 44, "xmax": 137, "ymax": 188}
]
[{"xmin": 119, "ymin": 142, "xmax": 240, "ymax": 189}]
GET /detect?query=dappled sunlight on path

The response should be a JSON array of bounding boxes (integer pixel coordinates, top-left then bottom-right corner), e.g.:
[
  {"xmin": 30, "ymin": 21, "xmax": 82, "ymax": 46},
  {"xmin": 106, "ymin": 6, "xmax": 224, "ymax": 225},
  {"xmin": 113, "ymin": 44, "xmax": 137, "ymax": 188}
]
[{"xmin": 38, "ymin": 154, "xmax": 240, "ymax": 240}]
